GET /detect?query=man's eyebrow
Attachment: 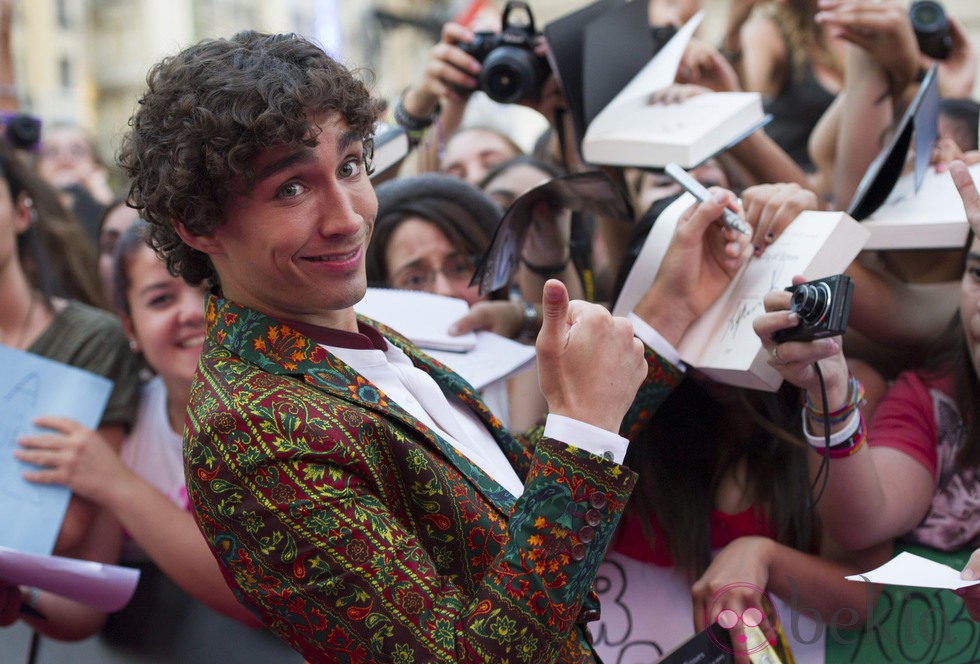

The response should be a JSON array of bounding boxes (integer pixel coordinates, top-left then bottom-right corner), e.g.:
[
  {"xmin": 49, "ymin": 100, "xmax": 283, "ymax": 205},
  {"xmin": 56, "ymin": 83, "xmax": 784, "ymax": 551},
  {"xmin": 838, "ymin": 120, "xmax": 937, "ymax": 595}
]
[
  {"xmin": 969, "ymin": 251, "xmax": 980, "ymax": 262},
  {"xmin": 337, "ymin": 128, "xmax": 362, "ymax": 155},
  {"xmin": 254, "ymin": 147, "xmax": 315, "ymax": 184}
]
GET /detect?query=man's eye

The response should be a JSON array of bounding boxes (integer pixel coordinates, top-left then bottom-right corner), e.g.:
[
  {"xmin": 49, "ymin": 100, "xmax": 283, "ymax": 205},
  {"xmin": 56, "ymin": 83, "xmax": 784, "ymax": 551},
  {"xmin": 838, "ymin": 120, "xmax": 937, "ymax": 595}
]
[
  {"xmin": 339, "ymin": 157, "xmax": 363, "ymax": 178},
  {"xmin": 277, "ymin": 181, "xmax": 306, "ymax": 199}
]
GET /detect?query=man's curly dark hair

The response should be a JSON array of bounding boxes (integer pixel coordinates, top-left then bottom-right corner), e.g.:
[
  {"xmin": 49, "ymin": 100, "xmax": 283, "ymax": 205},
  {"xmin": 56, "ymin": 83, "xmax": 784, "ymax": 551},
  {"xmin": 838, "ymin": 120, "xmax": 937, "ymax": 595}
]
[{"xmin": 118, "ymin": 30, "xmax": 384, "ymax": 285}]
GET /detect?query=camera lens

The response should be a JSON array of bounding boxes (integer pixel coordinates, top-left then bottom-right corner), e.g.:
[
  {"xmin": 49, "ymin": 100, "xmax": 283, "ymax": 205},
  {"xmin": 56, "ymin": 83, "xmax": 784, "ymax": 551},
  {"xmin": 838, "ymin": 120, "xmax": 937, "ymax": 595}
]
[
  {"xmin": 909, "ymin": 0, "xmax": 951, "ymax": 60},
  {"xmin": 790, "ymin": 282, "xmax": 832, "ymax": 326},
  {"xmin": 910, "ymin": 1, "xmax": 941, "ymax": 27},
  {"xmin": 480, "ymin": 46, "xmax": 538, "ymax": 103},
  {"xmin": 3, "ymin": 114, "xmax": 42, "ymax": 151}
]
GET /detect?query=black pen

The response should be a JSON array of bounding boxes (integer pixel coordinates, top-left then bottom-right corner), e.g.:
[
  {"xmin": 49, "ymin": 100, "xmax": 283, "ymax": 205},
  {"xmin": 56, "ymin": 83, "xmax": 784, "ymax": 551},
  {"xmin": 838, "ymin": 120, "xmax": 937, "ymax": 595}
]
[{"xmin": 664, "ymin": 162, "xmax": 752, "ymax": 236}]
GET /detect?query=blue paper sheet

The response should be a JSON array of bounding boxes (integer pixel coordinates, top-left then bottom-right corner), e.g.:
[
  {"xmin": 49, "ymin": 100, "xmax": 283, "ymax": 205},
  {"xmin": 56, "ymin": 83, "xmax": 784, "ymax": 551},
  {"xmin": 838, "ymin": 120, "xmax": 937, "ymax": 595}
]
[{"xmin": 0, "ymin": 345, "xmax": 112, "ymax": 555}]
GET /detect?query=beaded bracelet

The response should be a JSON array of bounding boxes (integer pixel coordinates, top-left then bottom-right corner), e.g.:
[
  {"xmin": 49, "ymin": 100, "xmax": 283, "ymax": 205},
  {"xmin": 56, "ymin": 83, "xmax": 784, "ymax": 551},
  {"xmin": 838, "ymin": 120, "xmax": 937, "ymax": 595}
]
[
  {"xmin": 805, "ymin": 374, "xmax": 865, "ymax": 425},
  {"xmin": 392, "ymin": 91, "xmax": 440, "ymax": 147}
]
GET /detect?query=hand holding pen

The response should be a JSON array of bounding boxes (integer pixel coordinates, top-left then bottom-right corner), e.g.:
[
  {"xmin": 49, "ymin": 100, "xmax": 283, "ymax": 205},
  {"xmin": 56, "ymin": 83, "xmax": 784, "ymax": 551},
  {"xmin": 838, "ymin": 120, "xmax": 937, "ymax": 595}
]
[{"xmin": 665, "ymin": 162, "xmax": 752, "ymax": 236}]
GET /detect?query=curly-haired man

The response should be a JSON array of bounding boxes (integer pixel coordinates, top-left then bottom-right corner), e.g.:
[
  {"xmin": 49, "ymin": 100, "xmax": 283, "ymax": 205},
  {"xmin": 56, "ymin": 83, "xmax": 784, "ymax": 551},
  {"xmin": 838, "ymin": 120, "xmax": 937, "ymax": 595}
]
[{"xmin": 118, "ymin": 30, "xmax": 704, "ymax": 664}]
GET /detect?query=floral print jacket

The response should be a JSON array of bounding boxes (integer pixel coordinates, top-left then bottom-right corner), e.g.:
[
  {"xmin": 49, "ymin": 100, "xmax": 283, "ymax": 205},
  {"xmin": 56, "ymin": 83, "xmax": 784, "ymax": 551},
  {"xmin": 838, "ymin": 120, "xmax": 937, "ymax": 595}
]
[{"xmin": 184, "ymin": 294, "xmax": 681, "ymax": 663}]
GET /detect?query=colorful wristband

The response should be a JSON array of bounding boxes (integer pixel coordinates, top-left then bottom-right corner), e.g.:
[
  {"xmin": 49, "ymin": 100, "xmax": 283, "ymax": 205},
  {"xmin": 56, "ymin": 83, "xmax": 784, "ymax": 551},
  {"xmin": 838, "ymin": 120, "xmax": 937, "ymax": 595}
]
[
  {"xmin": 805, "ymin": 375, "xmax": 865, "ymax": 425},
  {"xmin": 803, "ymin": 410, "xmax": 866, "ymax": 458}
]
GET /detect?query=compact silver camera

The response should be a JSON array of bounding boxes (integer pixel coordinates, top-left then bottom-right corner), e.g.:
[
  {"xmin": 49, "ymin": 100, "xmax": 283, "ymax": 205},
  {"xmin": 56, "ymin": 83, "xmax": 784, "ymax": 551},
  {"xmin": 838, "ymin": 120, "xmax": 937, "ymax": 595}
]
[{"xmin": 773, "ymin": 274, "xmax": 854, "ymax": 343}]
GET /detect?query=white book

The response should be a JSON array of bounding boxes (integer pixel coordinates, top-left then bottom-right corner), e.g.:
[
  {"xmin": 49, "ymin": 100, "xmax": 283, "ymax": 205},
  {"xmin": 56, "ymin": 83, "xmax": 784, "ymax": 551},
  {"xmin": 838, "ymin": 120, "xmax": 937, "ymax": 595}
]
[
  {"xmin": 428, "ymin": 332, "xmax": 536, "ymax": 391},
  {"xmin": 354, "ymin": 288, "xmax": 477, "ymax": 352},
  {"xmin": 859, "ymin": 163, "xmax": 979, "ymax": 250},
  {"xmin": 613, "ymin": 194, "xmax": 870, "ymax": 391},
  {"xmin": 369, "ymin": 122, "xmax": 410, "ymax": 180},
  {"xmin": 581, "ymin": 11, "xmax": 766, "ymax": 169},
  {"xmin": 354, "ymin": 288, "xmax": 535, "ymax": 390}
]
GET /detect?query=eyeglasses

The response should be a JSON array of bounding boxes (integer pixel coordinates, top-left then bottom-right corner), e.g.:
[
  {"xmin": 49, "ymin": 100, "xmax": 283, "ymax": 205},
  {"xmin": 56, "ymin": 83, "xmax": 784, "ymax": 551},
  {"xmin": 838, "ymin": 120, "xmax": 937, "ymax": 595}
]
[{"xmin": 390, "ymin": 253, "xmax": 477, "ymax": 292}]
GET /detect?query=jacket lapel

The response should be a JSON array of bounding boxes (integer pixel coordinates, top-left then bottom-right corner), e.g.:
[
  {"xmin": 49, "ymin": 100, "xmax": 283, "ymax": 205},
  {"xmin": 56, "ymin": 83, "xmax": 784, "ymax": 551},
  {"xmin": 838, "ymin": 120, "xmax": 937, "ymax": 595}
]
[{"xmin": 207, "ymin": 294, "xmax": 518, "ymax": 516}]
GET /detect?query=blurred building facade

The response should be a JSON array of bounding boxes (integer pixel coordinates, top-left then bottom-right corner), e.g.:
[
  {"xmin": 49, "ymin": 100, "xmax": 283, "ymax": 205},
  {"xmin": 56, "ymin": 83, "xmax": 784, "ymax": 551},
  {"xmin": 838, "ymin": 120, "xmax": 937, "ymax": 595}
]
[{"xmin": 9, "ymin": 0, "xmax": 980, "ymax": 172}]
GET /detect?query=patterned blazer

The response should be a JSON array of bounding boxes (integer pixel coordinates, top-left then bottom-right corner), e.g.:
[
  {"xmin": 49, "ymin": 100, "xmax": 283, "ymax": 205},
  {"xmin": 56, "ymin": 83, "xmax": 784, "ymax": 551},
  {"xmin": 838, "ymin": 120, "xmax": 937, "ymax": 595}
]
[{"xmin": 185, "ymin": 294, "xmax": 681, "ymax": 663}]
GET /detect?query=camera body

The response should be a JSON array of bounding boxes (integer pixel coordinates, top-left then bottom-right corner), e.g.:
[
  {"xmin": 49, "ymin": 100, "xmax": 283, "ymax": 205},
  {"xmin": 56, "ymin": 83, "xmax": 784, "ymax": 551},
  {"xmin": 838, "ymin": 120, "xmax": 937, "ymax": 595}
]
[
  {"xmin": 458, "ymin": 1, "xmax": 549, "ymax": 104},
  {"xmin": 909, "ymin": 0, "xmax": 952, "ymax": 60},
  {"xmin": 773, "ymin": 274, "xmax": 854, "ymax": 343},
  {"xmin": 0, "ymin": 112, "xmax": 42, "ymax": 151}
]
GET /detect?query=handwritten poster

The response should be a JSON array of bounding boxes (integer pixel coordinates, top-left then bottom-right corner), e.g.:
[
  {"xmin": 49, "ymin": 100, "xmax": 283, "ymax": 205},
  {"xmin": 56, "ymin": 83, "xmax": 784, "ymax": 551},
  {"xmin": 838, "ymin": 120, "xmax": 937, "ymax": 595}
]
[
  {"xmin": 591, "ymin": 551, "xmax": 826, "ymax": 663},
  {"xmin": 0, "ymin": 345, "xmax": 112, "ymax": 555}
]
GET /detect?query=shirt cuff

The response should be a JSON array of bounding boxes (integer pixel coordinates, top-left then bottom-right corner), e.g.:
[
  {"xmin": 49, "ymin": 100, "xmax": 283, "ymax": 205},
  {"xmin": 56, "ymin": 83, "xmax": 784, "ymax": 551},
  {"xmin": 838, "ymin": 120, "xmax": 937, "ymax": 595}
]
[
  {"xmin": 627, "ymin": 312, "xmax": 685, "ymax": 371},
  {"xmin": 544, "ymin": 414, "xmax": 629, "ymax": 464}
]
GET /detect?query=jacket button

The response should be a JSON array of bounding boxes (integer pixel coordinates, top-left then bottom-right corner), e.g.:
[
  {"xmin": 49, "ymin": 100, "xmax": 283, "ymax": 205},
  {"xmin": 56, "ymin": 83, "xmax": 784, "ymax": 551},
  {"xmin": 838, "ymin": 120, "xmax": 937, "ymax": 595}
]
[
  {"xmin": 585, "ymin": 509, "xmax": 601, "ymax": 527},
  {"xmin": 589, "ymin": 492, "xmax": 608, "ymax": 509},
  {"xmin": 570, "ymin": 542, "xmax": 587, "ymax": 561},
  {"xmin": 578, "ymin": 526, "xmax": 595, "ymax": 543}
]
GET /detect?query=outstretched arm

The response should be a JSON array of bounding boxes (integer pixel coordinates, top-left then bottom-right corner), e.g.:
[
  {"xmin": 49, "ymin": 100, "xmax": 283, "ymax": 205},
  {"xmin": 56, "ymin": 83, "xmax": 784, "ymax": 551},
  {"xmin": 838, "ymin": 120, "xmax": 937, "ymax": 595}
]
[{"xmin": 17, "ymin": 416, "xmax": 258, "ymax": 625}]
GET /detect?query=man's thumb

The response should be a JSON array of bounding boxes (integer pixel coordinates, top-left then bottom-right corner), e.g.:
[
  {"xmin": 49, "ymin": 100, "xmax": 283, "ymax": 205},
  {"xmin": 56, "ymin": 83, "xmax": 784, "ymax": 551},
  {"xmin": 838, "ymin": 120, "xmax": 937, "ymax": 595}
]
[{"xmin": 539, "ymin": 279, "xmax": 569, "ymax": 335}]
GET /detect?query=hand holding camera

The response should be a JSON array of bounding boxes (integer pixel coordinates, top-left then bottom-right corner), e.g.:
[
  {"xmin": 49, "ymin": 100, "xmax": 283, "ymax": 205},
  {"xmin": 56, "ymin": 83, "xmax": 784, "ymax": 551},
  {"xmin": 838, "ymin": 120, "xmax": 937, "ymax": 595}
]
[
  {"xmin": 399, "ymin": 20, "xmax": 482, "ymax": 124},
  {"xmin": 816, "ymin": 0, "xmax": 920, "ymax": 97},
  {"xmin": 455, "ymin": 1, "xmax": 550, "ymax": 105},
  {"xmin": 754, "ymin": 274, "xmax": 852, "ymax": 401},
  {"xmin": 909, "ymin": 2, "xmax": 978, "ymax": 99}
]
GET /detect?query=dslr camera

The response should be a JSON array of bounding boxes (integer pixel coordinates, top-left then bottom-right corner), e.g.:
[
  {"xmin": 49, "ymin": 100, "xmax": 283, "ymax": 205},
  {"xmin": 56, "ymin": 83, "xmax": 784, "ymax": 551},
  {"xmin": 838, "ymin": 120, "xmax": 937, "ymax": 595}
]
[
  {"xmin": 909, "ymin": 0, "xmax": 952, "ymax": 60},
  {"xmin": 458, "ymin": 1, "xmax": 549, "ymax": 104},
  {"xmin": 0, "ymin": 112, "xmax": 42, "ymax": 151},
  {"xmin": 773, "ymin": 274, "xmax": 854, "ymax": 343}
]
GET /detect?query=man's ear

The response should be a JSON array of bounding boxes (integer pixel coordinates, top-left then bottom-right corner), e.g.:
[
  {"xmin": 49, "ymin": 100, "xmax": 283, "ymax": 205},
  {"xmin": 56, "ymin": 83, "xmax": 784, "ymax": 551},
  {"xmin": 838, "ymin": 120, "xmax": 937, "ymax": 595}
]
[{"xmin": 172, "ymin": 220, "xmax": 221, "ymax": 255}]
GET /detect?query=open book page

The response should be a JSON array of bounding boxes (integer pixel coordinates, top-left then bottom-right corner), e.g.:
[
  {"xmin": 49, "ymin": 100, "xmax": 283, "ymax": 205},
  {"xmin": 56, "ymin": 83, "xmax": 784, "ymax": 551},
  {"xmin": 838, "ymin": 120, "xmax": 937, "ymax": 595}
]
[
  {"xmin": 613, "ymin": 194, "xmax": 870, "ymax": 390},
  {"xmin": 355, "ymin": 288, "xmax": 477, "ymax": 352},
  {"xmin": 861, "ymin": 162, "xmax": 979, "ymax": 250},
  {"xmin": 847, "ymin": 63, "xmax": 939, "ymax": 220},
  {"xmin": 473, "ymin": 171, "xmax": 633, "ymax": 295},
  {"xmin": 0, "ymin": 347, "xmax": 113, "ymax": 555},
  {"xmin": 690, "ymin": 211, "xmax": 868, "ymax": 390},
  {"xmin": 428, "ymin": 332, "xmax": 536, "ymax": 391},
  {"xmin": 0, "ymin": 546, "xmax": 140, "ymax": 611},
  {"xmin": 593, "ymin": 10, "xmax": 702, "ymax": 110},
  {"xmin": 581, "ymin": 10, "xmax": 765, "ymax": 169}
]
